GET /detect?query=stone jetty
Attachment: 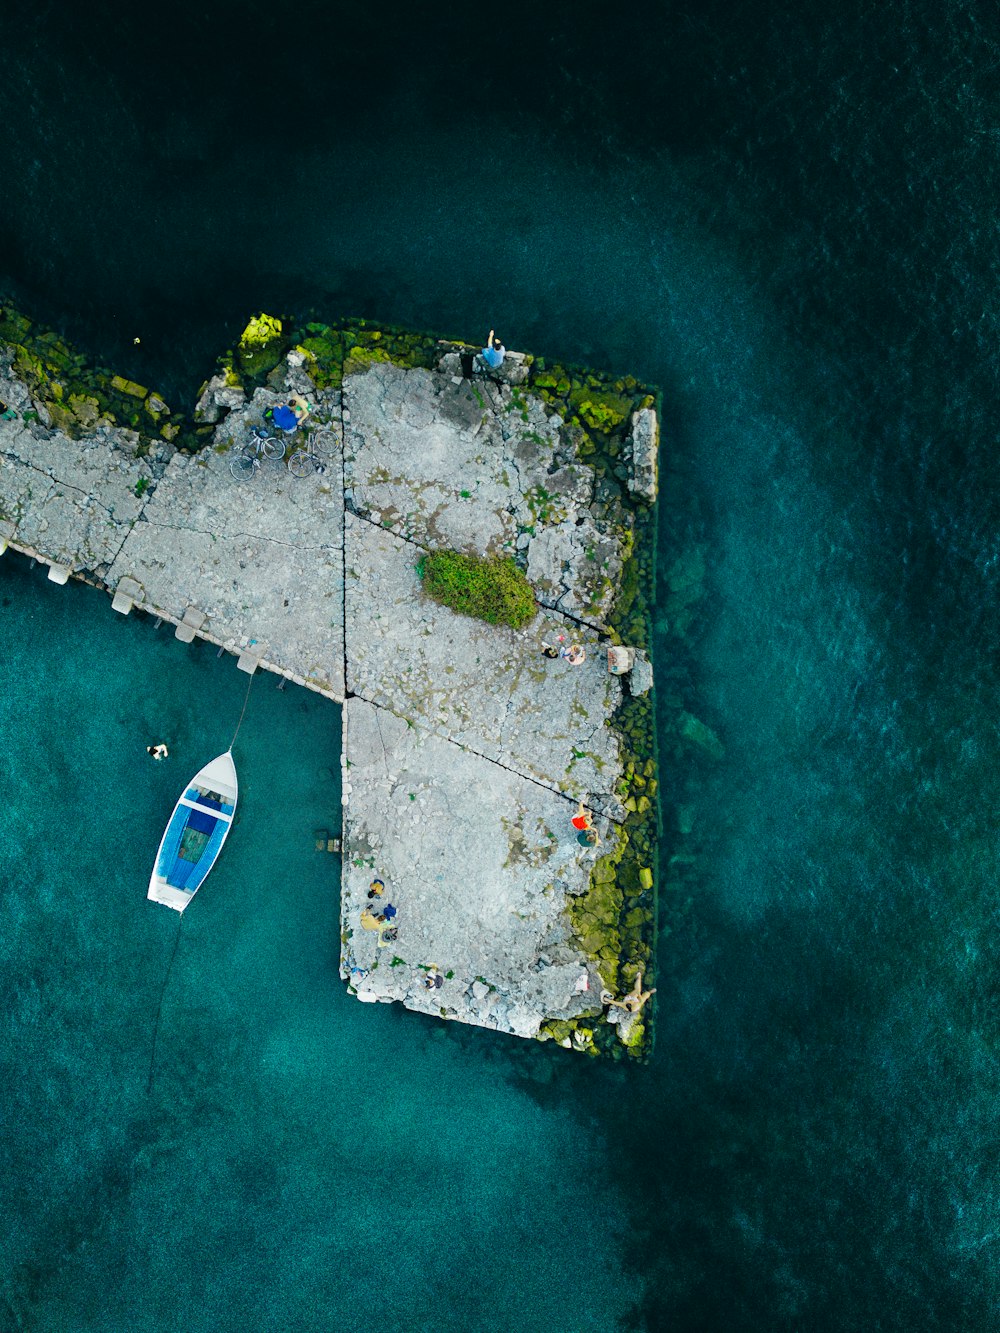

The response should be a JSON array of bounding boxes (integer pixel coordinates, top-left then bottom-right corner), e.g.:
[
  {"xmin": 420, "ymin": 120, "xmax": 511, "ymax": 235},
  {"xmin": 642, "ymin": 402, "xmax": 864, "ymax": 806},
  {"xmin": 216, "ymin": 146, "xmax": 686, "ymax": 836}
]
[{"xmin": 0, "ymin": 308, "xmax": 660, "ymax": 1056}]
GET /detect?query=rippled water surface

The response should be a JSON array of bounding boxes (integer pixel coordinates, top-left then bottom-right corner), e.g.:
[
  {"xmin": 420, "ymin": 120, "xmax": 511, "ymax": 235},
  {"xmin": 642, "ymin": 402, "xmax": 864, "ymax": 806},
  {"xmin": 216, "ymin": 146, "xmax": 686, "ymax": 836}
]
[{"xmin": 2, "ymin": 1, "xmax": 1000, "ymax": 1328}]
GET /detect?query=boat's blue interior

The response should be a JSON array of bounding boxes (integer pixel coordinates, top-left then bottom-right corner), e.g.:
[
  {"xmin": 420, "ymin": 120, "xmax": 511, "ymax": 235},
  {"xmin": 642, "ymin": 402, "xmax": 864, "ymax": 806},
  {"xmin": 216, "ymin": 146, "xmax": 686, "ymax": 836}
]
[
  {"xmin": 156, "ymin": 787, "xmax": 235, "ymax": 893},
  {"xmin": 188, "ymin": 802, "xmax": 220, "ymax": 835}
]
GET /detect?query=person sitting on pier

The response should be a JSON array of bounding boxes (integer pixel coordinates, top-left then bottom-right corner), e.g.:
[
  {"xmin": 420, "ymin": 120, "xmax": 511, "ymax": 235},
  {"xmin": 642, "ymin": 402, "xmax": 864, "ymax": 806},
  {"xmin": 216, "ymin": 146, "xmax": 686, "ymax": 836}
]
[
  {"xmin": 478, "ymin": 329, "xmax": 505, "ymax": 372},
  {"xmin": 607, "ymin": 973, "xmax": 656, "ymax": 1015},
  {"xmin": 571, "ymin": 801, "xmax": 592, "ymax": 832},
  {"xmin": 267, "ymin": 402, "xmax": 299, "ymax": 433}
]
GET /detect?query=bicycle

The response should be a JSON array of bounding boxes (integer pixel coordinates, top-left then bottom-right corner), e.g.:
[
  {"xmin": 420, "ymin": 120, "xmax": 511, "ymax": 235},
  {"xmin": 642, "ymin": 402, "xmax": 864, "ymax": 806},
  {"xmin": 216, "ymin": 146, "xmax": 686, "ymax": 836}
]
[
  {"xmin": 229, "ymin": 427, "xmax": 286, "ymax": 481},
  {"xmin": 287, "ymin": 426, "xmax": 339, "ymax": 478}
]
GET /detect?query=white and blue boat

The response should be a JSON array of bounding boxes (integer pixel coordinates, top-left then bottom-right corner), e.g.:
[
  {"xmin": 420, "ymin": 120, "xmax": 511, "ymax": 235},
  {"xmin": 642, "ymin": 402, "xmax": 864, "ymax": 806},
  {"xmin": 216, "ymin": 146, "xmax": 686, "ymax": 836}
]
[{"xmin": 147, "ymin": 751, "xmax": 238, "ymax": 912}]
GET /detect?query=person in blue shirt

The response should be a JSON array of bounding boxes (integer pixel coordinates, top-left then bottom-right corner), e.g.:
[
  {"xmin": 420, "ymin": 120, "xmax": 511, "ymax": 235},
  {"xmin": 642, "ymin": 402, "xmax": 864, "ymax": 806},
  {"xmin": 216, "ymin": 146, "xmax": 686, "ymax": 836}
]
[{"xmin": 479, "ymin": 329, "xmax": 505, "ymax": 370}]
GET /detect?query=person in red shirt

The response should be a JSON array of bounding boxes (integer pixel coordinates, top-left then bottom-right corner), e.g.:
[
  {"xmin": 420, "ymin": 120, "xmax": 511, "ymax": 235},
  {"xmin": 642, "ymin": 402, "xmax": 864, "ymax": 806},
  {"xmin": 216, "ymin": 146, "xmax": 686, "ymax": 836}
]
[{"xmin": 571, "ymin": 801, "xmax": 592, "ymax": 832}]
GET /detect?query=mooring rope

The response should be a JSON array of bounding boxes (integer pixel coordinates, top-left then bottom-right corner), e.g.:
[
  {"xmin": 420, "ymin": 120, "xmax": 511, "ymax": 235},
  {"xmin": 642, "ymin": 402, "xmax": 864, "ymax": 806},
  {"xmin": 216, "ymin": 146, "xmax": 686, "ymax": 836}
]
[
  {"xmin": 146, "ymin": 916, "xmax": 182, "ymax": 1095},
  {"xmin": 228, "ymin": 671, "xmax": 255, "ymax": 752}
]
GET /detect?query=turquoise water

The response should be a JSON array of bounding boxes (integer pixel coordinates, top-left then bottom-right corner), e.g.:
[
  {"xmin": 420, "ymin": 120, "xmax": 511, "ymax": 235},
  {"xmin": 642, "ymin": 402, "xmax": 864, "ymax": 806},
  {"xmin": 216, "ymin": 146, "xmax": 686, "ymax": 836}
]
[
  {"xmin": 0, "ymin": 557, "xmax": 639, "ymax": 1331},
  {"xmin": 4, "ymin": 0, "xmax": 1000, "ymax": 1325}
]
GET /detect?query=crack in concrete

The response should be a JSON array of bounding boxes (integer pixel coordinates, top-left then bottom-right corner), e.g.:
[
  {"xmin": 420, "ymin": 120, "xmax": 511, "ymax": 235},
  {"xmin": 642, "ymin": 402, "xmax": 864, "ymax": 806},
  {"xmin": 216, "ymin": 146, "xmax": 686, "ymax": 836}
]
[
  {"xmin": 349, "ymin": 509, "xmax": 432, "ymax": 556},
  {"xmin": 136, "ymin": 515, "xmax": 341, "ymax": 553},
  {"xmin": 1, "ymin": 454, "xmax": 102, "ymax": 509},
  {"xmin": 372, "ymin": 706, "xmax": 395, "ymax": 786},
  {"xmin": 356, "ymin": 690, "xmax": 618, "ymax": 821},
  {"xmin": 0, "ymin": 443, "xmax": 167, "ymax": 542}
]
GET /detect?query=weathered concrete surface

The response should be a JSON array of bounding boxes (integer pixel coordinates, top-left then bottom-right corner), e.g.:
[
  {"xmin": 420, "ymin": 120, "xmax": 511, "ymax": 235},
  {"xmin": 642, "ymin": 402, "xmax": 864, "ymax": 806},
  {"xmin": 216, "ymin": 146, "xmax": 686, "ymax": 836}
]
[
  {"xmin": 343, "ymin": 360, "xmax": 626, "ymax": 626},
  {"xmin": 344, "ymin": 511, "xmax": 624, "ymax": 809},
  {"xmin": 109, "ymin": 391, "xmax": 346, "ymax": 696},
  {"xmin": 340, "ymin": 697, "xmax": 612, "ymax": 1042},
  {"xmin": 0, "ymin": 359, "xmax": 173, "ymax": 575}
]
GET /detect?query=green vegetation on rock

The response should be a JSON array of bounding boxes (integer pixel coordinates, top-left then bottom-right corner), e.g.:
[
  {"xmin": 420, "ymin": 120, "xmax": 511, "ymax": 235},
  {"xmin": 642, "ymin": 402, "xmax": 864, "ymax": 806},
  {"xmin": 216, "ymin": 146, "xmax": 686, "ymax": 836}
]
[
  {"xmin": 417, "ymin": 549, "xmax": 537, "ymax": 629},
  {"xmin": 236, "ymin": 312, "xmax": 287, "ymax": 379},
  {"xmin": 0, "ymin": 301, "xmax": 175, "ymax": 444},
  {"xmin": 576, "ymin": 396, "xmax": 627, "ymax": 432},
  {"xmin": 521, "ymin": 351, "xmax": 661, "ymax": 1059}
]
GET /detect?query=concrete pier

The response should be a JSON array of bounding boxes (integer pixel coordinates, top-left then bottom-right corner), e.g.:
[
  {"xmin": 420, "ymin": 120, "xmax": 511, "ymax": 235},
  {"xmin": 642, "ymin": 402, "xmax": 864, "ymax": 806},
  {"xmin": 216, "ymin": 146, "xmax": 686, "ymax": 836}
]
[{"xmin": 0, "ymin": 319, "xmax": 659, "ymax": 1055}]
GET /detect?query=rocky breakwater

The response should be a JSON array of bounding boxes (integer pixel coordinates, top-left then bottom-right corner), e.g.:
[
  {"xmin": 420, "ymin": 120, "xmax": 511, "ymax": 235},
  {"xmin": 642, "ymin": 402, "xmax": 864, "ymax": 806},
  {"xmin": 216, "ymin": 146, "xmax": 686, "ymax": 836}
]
[{"xmin": 339, "ymin": 344, "xmax": 661, "ymax": 1057}]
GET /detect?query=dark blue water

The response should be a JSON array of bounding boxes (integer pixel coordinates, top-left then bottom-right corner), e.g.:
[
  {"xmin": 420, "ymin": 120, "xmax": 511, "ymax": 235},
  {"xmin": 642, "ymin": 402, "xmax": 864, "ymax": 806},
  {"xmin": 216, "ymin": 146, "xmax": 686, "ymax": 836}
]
[{"xmin": 3, "ymin": 1, "xmax": 1000, "ymax": 1328}]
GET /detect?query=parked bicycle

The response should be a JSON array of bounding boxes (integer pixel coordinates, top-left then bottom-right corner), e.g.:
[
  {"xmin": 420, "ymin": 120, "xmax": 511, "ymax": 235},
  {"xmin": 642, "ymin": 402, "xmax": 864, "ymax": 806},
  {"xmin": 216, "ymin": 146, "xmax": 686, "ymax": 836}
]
[
  {"xmin": 229, "ymin": 427, "xmax": 286, "ymax": 481},
  {"xmin": 287, "ymin": 427, "xmax": 339, "ymax": 478}
]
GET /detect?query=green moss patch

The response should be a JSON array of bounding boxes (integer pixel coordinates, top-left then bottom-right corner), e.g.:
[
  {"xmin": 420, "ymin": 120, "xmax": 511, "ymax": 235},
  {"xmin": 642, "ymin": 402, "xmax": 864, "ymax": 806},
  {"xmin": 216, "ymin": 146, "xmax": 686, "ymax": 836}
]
[
  {"xmin": 236, "ymin": 312, "xmax": 287, "ymax": 379},
  {"xmin": 417, "ymin": 549, "xmax": 537, "ymax": 629}
]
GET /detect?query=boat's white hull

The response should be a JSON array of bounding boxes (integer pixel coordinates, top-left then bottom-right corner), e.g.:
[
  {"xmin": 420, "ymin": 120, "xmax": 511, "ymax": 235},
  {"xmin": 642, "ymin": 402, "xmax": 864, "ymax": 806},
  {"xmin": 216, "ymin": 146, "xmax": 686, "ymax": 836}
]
[{"xmin": 148, "ymin": 751, "xmax": 238, "ymax": 912}]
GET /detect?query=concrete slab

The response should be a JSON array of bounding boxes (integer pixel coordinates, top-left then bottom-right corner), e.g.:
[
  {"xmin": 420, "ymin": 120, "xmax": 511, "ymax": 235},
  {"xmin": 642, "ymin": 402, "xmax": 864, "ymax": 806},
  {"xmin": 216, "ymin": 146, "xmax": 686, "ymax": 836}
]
[
  {"xmin": 340, "ymin": 697, "xmax": 612, "ymax": 1041},
  {"xmin": 175, "ymin": 605, "xmax": 207, "ymax": 642},
  {"xmin": 108, "ymin": 441, "xmax": 346, "ymax": 698},
  {"xmin": 0, "ymin": 414, "xmax": 165, "ymax": 575},
  {"xmin": 344, "ymin": 512, "xmax": 624, "ymax": 809},
  {"xmin": 111, "ymin": 574, "xmax": 144, "ymax": 614}
]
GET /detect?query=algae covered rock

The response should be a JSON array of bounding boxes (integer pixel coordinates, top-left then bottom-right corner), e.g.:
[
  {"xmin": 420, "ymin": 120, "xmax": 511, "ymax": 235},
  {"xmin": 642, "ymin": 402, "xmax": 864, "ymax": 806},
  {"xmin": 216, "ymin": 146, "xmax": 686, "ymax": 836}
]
[
  {"xmin": 110, "ymin": 375, "xmax": 148, "ymax": 400},
  {"xmin": 576, "ymin": 396, "xmax": 627, "ymax": 433},
  {"xmin": 236, "ymin": 312, "xmax": 286, "ymax": 379}
]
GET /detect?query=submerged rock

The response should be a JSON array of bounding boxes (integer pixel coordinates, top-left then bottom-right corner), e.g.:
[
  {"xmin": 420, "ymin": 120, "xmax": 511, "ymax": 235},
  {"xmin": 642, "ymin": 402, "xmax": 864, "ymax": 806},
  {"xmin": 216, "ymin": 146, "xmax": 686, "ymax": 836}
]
[{"xmin": 678, "ymin": 710, "xmax": 724, "ymax": 759}]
